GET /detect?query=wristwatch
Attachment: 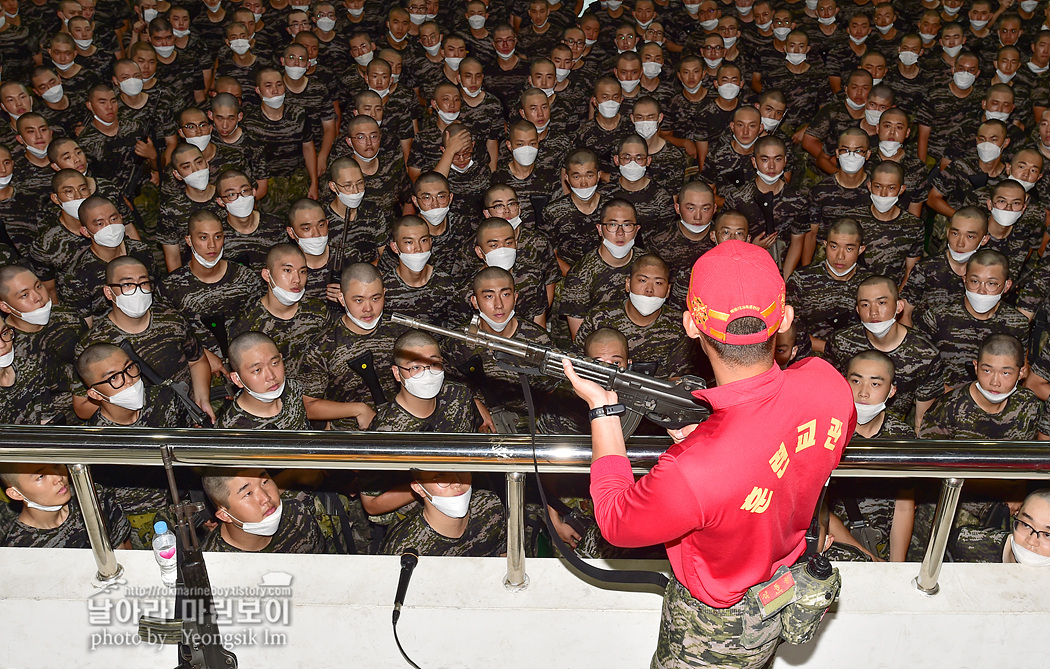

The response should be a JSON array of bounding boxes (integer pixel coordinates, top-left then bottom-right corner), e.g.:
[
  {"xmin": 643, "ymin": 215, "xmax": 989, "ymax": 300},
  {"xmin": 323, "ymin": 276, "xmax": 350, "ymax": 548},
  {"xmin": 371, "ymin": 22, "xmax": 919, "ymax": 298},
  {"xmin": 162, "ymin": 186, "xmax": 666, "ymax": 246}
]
[{"xmin": 588, "ymin": 403, "xmax": 627, "ymax": 421}]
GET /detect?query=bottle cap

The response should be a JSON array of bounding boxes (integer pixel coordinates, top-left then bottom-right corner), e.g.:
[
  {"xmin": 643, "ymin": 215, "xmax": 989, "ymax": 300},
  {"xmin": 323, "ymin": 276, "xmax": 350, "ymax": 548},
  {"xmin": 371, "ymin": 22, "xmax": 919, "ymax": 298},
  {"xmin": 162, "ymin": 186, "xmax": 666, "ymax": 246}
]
[{"xmin": 154, "ymin": 521, "xmax": 168, "ymax": 534}]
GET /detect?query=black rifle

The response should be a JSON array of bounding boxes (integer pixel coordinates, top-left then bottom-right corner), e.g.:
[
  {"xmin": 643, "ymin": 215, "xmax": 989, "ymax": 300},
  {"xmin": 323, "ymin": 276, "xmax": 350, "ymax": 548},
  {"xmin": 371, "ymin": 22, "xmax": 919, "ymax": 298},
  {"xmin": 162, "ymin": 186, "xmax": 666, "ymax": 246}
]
[
  {"xmin": 118, "ymin": 340, "xmax": 212, "ymax": 427},
  {"xmin": 122, "ymin": 108, "xmax": 156, "ymax": 233},
  {"xmin": 390, "ymin": 313, "xmax": 710, "ymax": 434},
  {"xmin": 199, "ymin": 314, "xmax": 239, "ymax": 403},
  {"xmin": 348, "ymin": 350, "xmax": 387, "ymax": 406},
  {"xmin": 138, "ymin": 446, "xmax": 239, "ymax": 669},
  {"xmin": 327, "ymin": 198, "xmax": 354, "ymax": 287}
]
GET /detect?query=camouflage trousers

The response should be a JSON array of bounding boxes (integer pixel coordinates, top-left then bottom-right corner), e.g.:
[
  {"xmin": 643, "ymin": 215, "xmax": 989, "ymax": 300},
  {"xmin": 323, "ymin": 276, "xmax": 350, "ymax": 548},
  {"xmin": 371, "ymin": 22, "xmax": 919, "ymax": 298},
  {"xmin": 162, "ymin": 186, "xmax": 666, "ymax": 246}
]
[{"xmin": 652, "ymin": 577, "xmax": 780, "ymax": 669}]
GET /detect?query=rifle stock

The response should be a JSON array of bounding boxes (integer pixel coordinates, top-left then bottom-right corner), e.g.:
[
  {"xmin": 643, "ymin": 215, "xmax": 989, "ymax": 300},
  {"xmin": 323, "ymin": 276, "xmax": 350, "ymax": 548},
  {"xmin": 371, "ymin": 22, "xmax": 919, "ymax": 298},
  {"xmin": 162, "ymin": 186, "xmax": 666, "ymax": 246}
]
[
  {"xmin": 390, "ymin": 313, "xmax": 709, "ymax": 430},
  {"xmin": 118, "ymin": 340, "xmax": 212, "ymax": 427}
]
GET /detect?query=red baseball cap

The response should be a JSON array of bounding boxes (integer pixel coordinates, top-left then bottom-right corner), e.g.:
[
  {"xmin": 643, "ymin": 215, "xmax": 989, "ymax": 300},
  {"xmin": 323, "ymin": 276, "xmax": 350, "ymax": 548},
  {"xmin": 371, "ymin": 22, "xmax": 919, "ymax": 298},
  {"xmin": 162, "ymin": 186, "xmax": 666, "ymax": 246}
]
[{"xmin": 687, "ymin": 240, "xmax": 786, "ymax": 345}]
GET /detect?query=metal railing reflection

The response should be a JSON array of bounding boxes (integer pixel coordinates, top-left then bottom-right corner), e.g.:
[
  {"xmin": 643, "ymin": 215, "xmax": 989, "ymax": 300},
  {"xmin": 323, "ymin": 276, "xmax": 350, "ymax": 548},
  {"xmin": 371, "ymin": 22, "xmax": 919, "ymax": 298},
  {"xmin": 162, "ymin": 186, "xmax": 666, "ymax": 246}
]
[{"xmin": 0, "ymin": 425, "xmax": 1047, "ymax": 594}]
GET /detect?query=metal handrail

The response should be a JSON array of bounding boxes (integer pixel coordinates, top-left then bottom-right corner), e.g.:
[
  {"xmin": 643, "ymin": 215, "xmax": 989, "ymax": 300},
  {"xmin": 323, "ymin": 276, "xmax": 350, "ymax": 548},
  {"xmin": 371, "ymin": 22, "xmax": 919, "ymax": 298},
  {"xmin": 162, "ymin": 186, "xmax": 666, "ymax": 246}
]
[{"xmin": 0, "ymin": 426, "xmax": 1044, "ymax": 595}]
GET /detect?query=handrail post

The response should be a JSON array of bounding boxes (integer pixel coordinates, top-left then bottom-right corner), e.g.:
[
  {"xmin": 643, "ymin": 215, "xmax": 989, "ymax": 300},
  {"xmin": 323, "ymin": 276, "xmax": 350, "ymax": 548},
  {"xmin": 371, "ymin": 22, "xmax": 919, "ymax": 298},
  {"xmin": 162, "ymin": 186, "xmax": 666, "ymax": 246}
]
[
  {"xmin": 914, "ymin": 477, "xmax": 964, "ymax": 595},
  {"xmin": 503, "ymin": 472, "xmax": 529, "ymax": 591},
  {"xmin": 68, "ymin": 464, "xmax": 124, "ymax": 585}
]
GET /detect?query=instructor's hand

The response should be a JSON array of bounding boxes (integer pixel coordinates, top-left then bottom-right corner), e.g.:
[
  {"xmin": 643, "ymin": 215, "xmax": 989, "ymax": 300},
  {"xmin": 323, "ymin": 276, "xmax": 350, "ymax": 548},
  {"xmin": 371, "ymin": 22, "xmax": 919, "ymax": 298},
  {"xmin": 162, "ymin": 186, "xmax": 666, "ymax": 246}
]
[
  {"xmin": 667, "ymin": 423, "xmax": 700, "ymax": 444},
  {"xmin": 562, "ymin": 358, "xmax": 619, "ymax": 409}
]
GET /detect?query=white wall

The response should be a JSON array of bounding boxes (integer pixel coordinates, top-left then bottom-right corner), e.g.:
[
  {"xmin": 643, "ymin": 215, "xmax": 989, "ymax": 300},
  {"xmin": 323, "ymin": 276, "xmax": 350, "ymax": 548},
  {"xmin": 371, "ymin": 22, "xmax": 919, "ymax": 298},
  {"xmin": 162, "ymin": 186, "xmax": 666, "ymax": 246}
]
[{"xmin": 0, "ymin": 548, "xmax": 1044, "ymax": 668}]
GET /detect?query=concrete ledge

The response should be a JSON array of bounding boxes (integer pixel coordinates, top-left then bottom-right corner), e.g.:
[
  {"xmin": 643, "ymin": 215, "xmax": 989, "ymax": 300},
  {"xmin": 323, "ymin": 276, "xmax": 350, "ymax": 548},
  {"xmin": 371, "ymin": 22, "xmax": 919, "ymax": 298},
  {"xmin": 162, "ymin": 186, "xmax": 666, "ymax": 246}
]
[{"xmin": 0, "ymin": 548, "xmax": 1045, "ymax": 668}]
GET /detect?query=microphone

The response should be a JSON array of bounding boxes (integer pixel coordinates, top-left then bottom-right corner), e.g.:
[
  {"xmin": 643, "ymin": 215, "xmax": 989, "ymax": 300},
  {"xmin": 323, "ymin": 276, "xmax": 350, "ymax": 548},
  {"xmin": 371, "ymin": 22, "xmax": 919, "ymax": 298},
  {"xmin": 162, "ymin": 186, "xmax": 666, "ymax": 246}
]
[{"xmin": 392, "ymin": 550, "xmax": 418, "ymax": 624}]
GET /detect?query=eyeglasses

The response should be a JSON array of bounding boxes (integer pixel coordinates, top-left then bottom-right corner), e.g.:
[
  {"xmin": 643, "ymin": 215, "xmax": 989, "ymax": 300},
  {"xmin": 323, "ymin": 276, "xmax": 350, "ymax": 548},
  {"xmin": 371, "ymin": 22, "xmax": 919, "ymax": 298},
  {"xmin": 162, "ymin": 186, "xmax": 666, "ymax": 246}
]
[
  {"xmin": 180, "ymin": 121, "xmax": 211, "ymax": 131},
  {"xmin": 220, "ymin": 187, "xmax": 254, "ymax": 202},
  {"xmin": 603, "ymin": 222, "xmax": 638, "ymax": 233},
  {"xmin": 0, "ymin": 328, "xmax": 12, "ymax": 342},
  {"xmin": 396, "ymin": 361, "xmax": 444, "ymax": 378},
  {"xmin": 487, "ymin": 201, "xmax": 519, "ymax": 213},
  {"xmin": 563, "ymin": 38, "xmax": 585, "ymax": 47},
  {"xmin": 91, "ymin": 361, "xmax": 141, "ymax": 389},
  {"xmin": 1013, "ymin": 516, "xmax": 1050, "ymax": 543},
  {"xmin": 964, "ymin": 277, "xmax": 1003, "ymax": 291},
  {"xmin": 107, "ymin": 279, "xmax": 153, "ymax": 296}
]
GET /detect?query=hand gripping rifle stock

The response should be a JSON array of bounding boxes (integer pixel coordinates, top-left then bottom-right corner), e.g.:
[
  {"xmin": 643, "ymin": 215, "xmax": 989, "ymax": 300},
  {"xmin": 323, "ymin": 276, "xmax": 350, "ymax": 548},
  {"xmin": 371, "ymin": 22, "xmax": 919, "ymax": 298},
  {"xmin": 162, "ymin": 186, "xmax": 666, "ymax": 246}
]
[{"xmin": 390, "ymin": 313, "xmax": 710, "ymax": 431}]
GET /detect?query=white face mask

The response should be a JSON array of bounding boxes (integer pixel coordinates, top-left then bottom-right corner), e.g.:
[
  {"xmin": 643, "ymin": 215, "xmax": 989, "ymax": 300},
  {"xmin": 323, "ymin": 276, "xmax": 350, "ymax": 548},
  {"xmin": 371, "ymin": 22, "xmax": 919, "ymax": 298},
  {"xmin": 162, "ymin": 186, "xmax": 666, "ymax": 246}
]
[
  {"xmin": 864, "ymin": 108, "xmax": 883, "ymax": 126},
  {"xmin": 774, "ymin": 27, "xmax": 791, "ymax": 40},
  {"xmin": 243, "ymin": 379, "xmax": 285, "ymax": 402},
  {"xmin": 680, "ymin": 218, "xmax": 710, "ymax": 234},
  {"xmin": 571, "ymin": 184, "xmax": 597, "ymax": 200},
  {"xmin": 603, "ymin": 237, "xmax": 635, "ymax": 258},
  {"xmin": 761, "ymin": 116, "xmax": 781, "ymax": 132},
  {"xmin": 854, "ymin": 401, "xmax": 886, "ymax": 424},
  {"xmin": 512, "ymin": 145, "xmax": 538, "ymax": 166},
  {"xmin": 634, "ymin": 120, "xmax": 659, "ymax": 139},
  {"xmin": 93, "ymin": 222, "xmax": 126, "ymax": 248},
  {"xmin": 445, "ymin": 57, "xmax": 464, "ymax": 71},
  {"xmin": 346, "ymin": 306, "xmax": 382, "ymax": 331},
  {"xmin": 1021, "ymin": 0, "xmax": 1040, "ymax": 11},
  {"xmin": 953, "ymin": 70, "xmax": 976, "ymax": 89},
  {"xmin": 0, "ymin": 349, "xmax": 12, "ymax": 368},
  {"xmin": 597, "ymin": 100, "xmax": 621, "ymax": 118},
  {"xmin": 919, "ymin": 32, "xmax": 937, "ymax": 43},
  {"xmin": 347, "ymin": 7, "xmax": 364, "ymax": 17},
  {"xmin": 436, "ymin": 109, "xmax": 460, "ymax": 124},
  {"xmin": 114, "ymin": 286, "xmax": 152, "ymax": 318},
  {"xmin": 143, "ymin": 8, "xmax": 158, "ymax": 21},
  {"xmin": 9, "ymin": 299, "xmax": 51, "ymax": 325},
  {"xmin": 817, "ymin": 15, "xmax": 836, "ymax": 25},
  {"xmin": 409, "ymin": 12, "xmax": 426, "ymax": 25},
  {"xmin": 849, "ymin": 33, "xmax": 868, "ymax": 45},
  {"xmin": 757, "ymin": 20, "xmax": 772, "ymax": 31},
  {"xmin": 991, "ymin": 207, "xmax": 1024, "ymax": 227},
  {"xmin": 388, "ymin": 30, "xmax": 408, "ymax": 43},
  {"xmin": 538, "ymin": 85, "xmax": 555, "ymax": 97},
  {"xmin": 422, "ymin": 485, "xmax": 471, "ymax": 517},
  {"xmin": 229, "ymin": 38, "xmax": 251, "ymax": 55},
  {"xmin": 1011, "ymin": 177, "xmax": 1036, "ymax": 193},
  {"xmin": 970, "ymin": 19, "xmax": 989, "ymax": 30},
  {"xmin": 185, "ymin": 134, "xmax": 211, "ymax": 151},
  {"xmin": 704, "ymin": 56, "xmax": 724, "ymax": 69},
  {"xmin": 948, "ymin": 246, "xmax": 977, "ymax": 263},
  {"xmin": 403, "ymin": 368, "xmax": 444, "ymax": 399},
  {"xmin": 24, "ymin": 143, "xmax": 49, "ymax": 159},
  {"xmin": 862, "ymin": 318, "xmax": 895, "ymax": 337},
  {"xmin": 1011, "ymin": 537, "xmax": 1050, "ymax": 565},
  {"xmin": 985, "ymin": 110, "xmax": 1009, "ymax": 122},
  {"xmin": 60, "ymin": 197, "xmax": 87, "ymax": 219},
  {"xmin": 496, "ymin": 47, "xmax": 515, "ymax": 60},
  {"xmin": 1028, "ymin": 61, "xmax": 1049, "ymax": 75},
  {"xmin": 977, "ymin": 141, "xmax": 1002, "ymax": 162},
  {"xmin": 0, "ymin": 173, "xmax": 11, "ymax": 187},
  {"xmin": 15, "ymin": 488, "xmax": 65, "ymax": 512},
  {"xmin": 297, "ymin": 234, "xmax": 328, "ymax": 255},
  {"xmin": 629, "ymin": 291, "xmax": 665, "ymax": 316},
  {"xmin": 40, "ymin": 84, "xmax": 64, "ymax": 103},
  {"xmin": 684, "ymin": 2, "xmax": 700, "ymax": 15},
  {"xmin": 683, "ymin": 80, "xmax": 704, "ymax": 94},
  {"xmin": 943, "ymin": 44, "xmax": 962, "ymax": 58},
  {"xmin": 879, "ymin": 140, "xmax": 902, "ymax": 156},
  {"xmin": 995, "ymin": 68, "xmax": 1015, "ymax": 83},
  {"xmin": 838, "ymin": 151, "xmax": 866, "ymax": 173},
  {"xmin": 270, "ymin": 277, "xmax": 305, "ymax": 306},
  {"xmin": 316, "ymin": 17, "xmax": 336, "ymax": 31},
  {"xmin": 462, "ymin": 85, "xmax": 482, "ymax": 98},
  {"xmin": 845, "ymin": 96, "xmax": 866, "ymax": 110},
  {"xmin": 700, "ymin": 18, "xmax": 719, "ymax": 30},
  {"xmin": 619, "ymin": 160, "xmax": 647, "ymax": 181},
  {"xmin": 975, "ymin": 380, "xmax": 1016, "ymax": 403},
  {"xmin": 93, "ymin": 114, "xmax": 115, "ymax": 127},
  {"xmin": 225, "ymin": 194, "xmax": 255, "ymax": 217},
  {"xmin": 229, "ymin": 502, "xmax": 283, "ymax": 536},
  {"xmin": 484, "ymin": 247, "xmax": 516, "ymax": 270},
  {"xmin": 637, "ymin": 18, "xmax": 654, "ymax": 29},
  {"xmin": 642, "ymin": 61, "xmax": 662, "ymax": 78},
  {"xmin": 119, "ymin": 77, "xmax": 144, "ymax": 96},
  {"xmin": 619, "ymin": 77, "xmax": 640, "ymax": 93},
  {"xmin": 871, "ymin": 193, "xmax": 899, "ymax": 212},
  {"xmin": 182, "ymin": 167, "xmax": 210, "ymax": 191},
  {"xmin": 965, "ymin": 289, "xmax": 1002, "ymax": 313},
  {"xmin": 418, "ymin": 206, "xmax": 448, "ymax": 226},
  {"xmin": 354, "ymin": 50, "xmax": 374, "ymax": 67},
  {"xmin": 422, "ymin": 42, "xmax": 442, "ymax": 56},
  {"xmin": 757, "ymin": 169, "xmax": 784, "ymax": 184},
  {"xmin": 192, "ymin": 246, "xmax": 223, "ymax": 268},
  {"xmin": 262, "ymin": 94, "xmax": 285, "ymax": 109},
  {"xmin": 369, "ymin": 86, "xmax": 390, "ymax": 98},
  {"xmin": 105, "ymin": 378, "xmax": 146, "ymax": 410},
  {"xmin": 479, "ymin": 308, "xmax": 514, "ymax": 332},
  {"xmin": 398, "ymin": 249, "xmax": 432, "ymax": 272},
  {"xmin": 285, "ymin": 65, "xmax": 307, "ymax": 80},
  {"xmin": 337, "ymin": 190, "xmax": 364, "ymax": 208},
  {"xmin": 74, "ymin": 37, "xmax": 93, "ymax": 49},
  {"xmin": 717, "ymin": 83, "xmax": 741, "ymax": 99},
  {"xmin": 154, "ymin": 44, "xmax": 175, "ymax": 58},
  {"xmin": 505, "ymin": 214, "xmax": 522, "ymax": 229},
  {"xmin": 785, "ymin": 51, "xmax": 807, "ymax": 65},
  {"xmin": 555, "ymin": 67, "xmax": 571, "ymax": 82},
  {"xmin": 806, "ymin": 0, "xmax": 818, "ymax": 8},
  {"xmin": 467, "ymin": 15, "xmax": 486, "ymax": 29},
  {"xmin": 825, "ymin": 259, "xmax": 858, "ymax": 277}
]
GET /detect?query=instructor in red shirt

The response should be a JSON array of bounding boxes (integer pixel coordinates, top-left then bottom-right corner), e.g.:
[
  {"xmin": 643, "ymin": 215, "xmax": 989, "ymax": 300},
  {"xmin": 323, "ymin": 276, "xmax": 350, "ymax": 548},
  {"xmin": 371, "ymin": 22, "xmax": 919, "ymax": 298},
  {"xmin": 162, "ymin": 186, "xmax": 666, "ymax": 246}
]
[{"xmin": 564, "ymin": 240, "xmax": 856, "ymax": 669}]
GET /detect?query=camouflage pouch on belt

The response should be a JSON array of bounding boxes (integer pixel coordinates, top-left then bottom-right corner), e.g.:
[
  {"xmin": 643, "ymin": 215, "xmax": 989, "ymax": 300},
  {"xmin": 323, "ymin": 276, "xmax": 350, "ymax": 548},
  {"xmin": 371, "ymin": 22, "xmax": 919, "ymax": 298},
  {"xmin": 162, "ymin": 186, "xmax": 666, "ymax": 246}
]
[
  {"xmin": 739, "ymin": 564, "xmax": 794, "ymax": 648},
  {"xmin": 779, "ymin": 557, "xmax": 841, "ymax": 645}
]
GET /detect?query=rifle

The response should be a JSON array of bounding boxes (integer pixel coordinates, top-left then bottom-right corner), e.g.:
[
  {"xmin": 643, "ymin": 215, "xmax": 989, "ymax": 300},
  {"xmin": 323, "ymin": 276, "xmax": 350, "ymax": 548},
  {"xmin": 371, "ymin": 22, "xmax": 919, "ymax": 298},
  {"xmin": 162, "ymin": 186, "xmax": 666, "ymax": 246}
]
[
  {"xmin": 199, "ymin": 314, "xmax": 239, "ymax": 403},
  {"xmin": 122, "ymin": 109, "xmax": 157, "ymax": 233},
  {"xmin": 456, "ymin": 353, "xmax": 520, "ymax": 434},
  {"xmin": 118, "ymin": 340, "xmax": 212, "ymax": 427},
  {"xmin": 138, "ymin": 446, "xmax": 239, "ymax": 669},
  {"xmin": 390, "ymin": 313, "xmax": 710, "ymax": 434},
  {"xmin": 327, "ymin": 198, "xmax": 354, "ymax": 287}
]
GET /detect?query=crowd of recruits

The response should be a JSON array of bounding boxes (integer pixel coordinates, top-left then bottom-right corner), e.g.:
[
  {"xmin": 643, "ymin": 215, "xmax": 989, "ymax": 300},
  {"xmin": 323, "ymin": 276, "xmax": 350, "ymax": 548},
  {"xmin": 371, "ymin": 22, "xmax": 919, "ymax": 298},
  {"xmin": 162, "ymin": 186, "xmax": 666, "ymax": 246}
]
[{"xmin": 0, "ymin": 0, "xmax": 1048, "ymax": 563}]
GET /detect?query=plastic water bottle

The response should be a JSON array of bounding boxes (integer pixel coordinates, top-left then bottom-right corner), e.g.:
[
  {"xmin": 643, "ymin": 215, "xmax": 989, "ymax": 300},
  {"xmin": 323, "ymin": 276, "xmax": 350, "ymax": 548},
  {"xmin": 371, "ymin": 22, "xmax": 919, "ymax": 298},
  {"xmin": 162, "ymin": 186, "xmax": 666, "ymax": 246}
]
[{"xmin": 152, "ymin": 521, "xmax": 177, "ymax": 587}]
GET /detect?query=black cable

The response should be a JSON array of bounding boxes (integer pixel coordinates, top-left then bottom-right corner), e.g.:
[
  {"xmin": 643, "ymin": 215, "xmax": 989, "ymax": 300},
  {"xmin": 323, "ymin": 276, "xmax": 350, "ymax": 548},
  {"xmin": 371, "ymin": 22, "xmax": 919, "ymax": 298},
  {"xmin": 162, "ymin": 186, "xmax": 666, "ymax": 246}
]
[{"xmin": 393, "ymin": 620, "xmax": 423, "ymax": 669}]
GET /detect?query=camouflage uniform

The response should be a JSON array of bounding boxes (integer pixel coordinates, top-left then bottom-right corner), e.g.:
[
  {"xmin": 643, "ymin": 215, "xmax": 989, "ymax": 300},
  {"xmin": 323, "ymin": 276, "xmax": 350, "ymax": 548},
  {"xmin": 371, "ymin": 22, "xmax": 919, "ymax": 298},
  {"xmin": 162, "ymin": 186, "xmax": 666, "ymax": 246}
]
[
  {"xmin": 652, "ymin": 576, "xmax": 780, "ymax": 669},
  {"xmin": 370, "ymin": 380, "xmax": 483, "ymax": 433},
  {"xmin": 25, "ymin": 214, "xmax": 88, "ymax": 284},
  {"xmin": 1, "ymin": 485, "xmax": 131, "ymax": 549},
  {"xmin": 598, "ymin": 179, "xmax": 679, "ymax": 235},
  {"xmin": 323, "ymin": 200, "xmax": 388, "ymax": 267},
  {"xmin": 647, "ymin": 224, "xmax": 717, "ymax": 311},
  {"xmin": 201, "ymin": 497, "xmax": 336, "ymax": 554},
  {"xmin": 77, "ymin": 308, "xmax": 203, "ymax": 388},
  {"xmin": 846, "ymin": 206, "xmax": 924, "ymax": 285},
  {"xmin": 88, "ymin": 385, "xmax": 190, "ymax": 428},
  {"xmin": 918, "ymin": 384, "xmax": 1044, "ymax": 440},
  {"xmin": 161, "ymin": 262, "xmax": 267, "ymax": 356},
  {"xmin": 220, "ymin": 212, "xmax": 290, "ymax": 272},
  {"xmin": 381, "ymin": 265, "xmax": 471, "ymax": 328},
  {"xmin": 559, "ymin": 247, "xmax": 645, "ymax": 329},
  {"xmin": 228, "ymin": 297, "xmax": 332, "ymax": 378},
  {"xmin": 216, "ymin": 379, "xmax": 311, "ymax": 430},
  {"xmin": 59, "ymin": 239, "xmax": 160, "ymax": 321},
  {"xmin": 576, "ymin": 300, "xmax": 702, "ymax": 377},
  {"xmin": 786, "ymin": 264, "xmax": 865, "ymax": 346},
  {"xmin": 540, "ymin": 192, "xmax": 606, "ymax": 268},
  {"xmin": 900, "ymin": 252, "xmax": 963, "ymax": 320},
  {"xmin": 916, "ymin": 296, "xmax": 1030, "ymax": 388},
  {"xmin": 379, "ymin": 488, "xmax": 507, "ymax": 557}
]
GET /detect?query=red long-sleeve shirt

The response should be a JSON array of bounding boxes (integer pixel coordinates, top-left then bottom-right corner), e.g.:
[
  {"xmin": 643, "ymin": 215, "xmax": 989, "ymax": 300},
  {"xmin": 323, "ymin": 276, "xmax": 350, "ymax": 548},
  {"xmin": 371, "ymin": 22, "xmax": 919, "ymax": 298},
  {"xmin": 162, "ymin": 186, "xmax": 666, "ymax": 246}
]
[{"xmin": 590, "ymin": 359, "xmax": 857, "ymax": 608}]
